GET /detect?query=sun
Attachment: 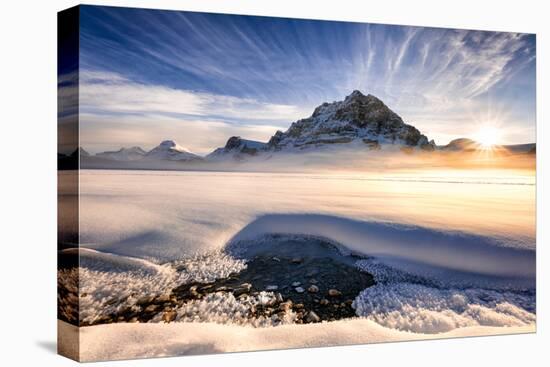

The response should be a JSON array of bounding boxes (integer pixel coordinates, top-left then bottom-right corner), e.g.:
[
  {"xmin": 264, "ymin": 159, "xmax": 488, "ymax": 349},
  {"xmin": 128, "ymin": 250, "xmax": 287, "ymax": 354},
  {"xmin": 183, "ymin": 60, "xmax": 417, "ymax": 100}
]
[{"xmin": 474, "ymin": 126, "xmax": 502, "ymax": 148}]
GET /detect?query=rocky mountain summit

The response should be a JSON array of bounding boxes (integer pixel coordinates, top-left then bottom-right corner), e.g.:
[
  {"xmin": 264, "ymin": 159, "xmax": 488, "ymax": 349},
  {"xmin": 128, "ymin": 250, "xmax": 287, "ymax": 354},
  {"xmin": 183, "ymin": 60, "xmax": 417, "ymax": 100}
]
[
  {"xmin": 206, "ymin": 90, "xmax": 435, "ymax": 161},
  {"xmin": 207, "ymin": 137, "xmax": 267, "ymax": 161},
  {"xmin": 266, "ymin": 90, "xmax": 435, "ymax": 152}
]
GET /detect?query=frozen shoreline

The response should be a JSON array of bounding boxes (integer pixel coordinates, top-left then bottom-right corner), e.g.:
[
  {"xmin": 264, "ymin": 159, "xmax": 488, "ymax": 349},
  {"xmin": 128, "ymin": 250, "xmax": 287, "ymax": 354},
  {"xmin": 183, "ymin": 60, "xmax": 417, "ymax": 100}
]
[
  {"xmin": 58, "ymin": 169, "xmax": 536, "ymax": 359},
  {"xmin": 59, "ymin": 320, "xmax": 535, "ymax": 362}
]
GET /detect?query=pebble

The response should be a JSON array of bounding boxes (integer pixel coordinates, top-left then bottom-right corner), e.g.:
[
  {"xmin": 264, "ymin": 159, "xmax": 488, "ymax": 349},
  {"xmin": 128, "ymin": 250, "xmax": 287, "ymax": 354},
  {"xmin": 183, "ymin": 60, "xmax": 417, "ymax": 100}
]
[
  {"xmin": 162, "ymin": 310, "xmax": 177, "ymax": 323},
  {"xmin": 145, "ymin": 305, "xmax": 158, "ymax": 312},
  {"xmin": 199, "ymin": 285, "xmax": 213, "ymax": 292},
  {"xmin": 279, "ymin": 301, "xmax": 293, "ymax": 312},
  {"xmin": 291, "ymin": 281, "xmax": 301, "ymax": 287},
  {"xmin": 266, "ymin": 285, "xmax": 279, "ymax": 291},
  {"xmin": 105, "ymin": 297, "xmax": 118, "ymax": 306},
  {"xmin": 137, "ymin": 296, "xmax": 154, "ymax": 306},
  {"xmin": 308, "ymin": 285, "xmax": 319, "ymax": 293},
  {"xmin": 328, "ymin": 289, "xmax": 342, "ymax": 297},
  {"xmin": 320, "ymin": 299, "xmax": 330, "ymax": 306},
  {"xmin": 305, "ymin": 311, "xmax": 321, "ymax": 323},
  {"xmin": 189, "ymin": 286, "xmax": 200, "ymax": 298},
  {"xmin": 233, "ymin": 283, "xmax": 252, "ymax": 297},
  {"xmin": 306, "ymin": 269, "xmax": 319, "ymax": 277},
  {"xmin": 291, "ymin": 257, "xmax": 303, "ymax": 264},
  {"xmin": 175, "ymin": 264, "xmax": 187, "ymax": 271},
  {"xmin": 295, "ymin": 286, "xmax": 305, "ymax": 293},
  {"xmin": 309, "ymin": 278, "xmax": 318, "ymax": 284},
  {"xmin": 155, "ymin": 294, "xmax": 171, "ymax": 303}
]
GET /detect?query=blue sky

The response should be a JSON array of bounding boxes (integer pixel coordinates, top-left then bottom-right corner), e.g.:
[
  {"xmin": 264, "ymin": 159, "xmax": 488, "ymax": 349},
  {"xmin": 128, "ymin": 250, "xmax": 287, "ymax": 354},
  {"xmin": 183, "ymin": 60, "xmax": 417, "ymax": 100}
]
[{"xmin": 76, "ymin": 5, "xmax": 536, "ymax": 154}]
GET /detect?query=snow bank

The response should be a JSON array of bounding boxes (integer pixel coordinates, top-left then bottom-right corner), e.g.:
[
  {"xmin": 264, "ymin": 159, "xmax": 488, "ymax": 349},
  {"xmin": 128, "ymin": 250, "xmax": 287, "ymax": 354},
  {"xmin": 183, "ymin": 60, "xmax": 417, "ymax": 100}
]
[
  {"xmin": 73, "ymin": 320, "xmax": 534, "ymax": 362},
  {"xmin": 229, "ymin": 214, "xmax": 535, "ymax": 280}
]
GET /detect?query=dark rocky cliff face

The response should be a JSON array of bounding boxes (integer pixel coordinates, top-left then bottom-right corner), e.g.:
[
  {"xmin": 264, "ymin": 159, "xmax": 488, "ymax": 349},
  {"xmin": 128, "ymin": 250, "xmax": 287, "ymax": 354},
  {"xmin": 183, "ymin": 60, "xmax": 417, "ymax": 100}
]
[{"xmin": 267, "ymin": 90, "xmax": 435, "ymax": 151}]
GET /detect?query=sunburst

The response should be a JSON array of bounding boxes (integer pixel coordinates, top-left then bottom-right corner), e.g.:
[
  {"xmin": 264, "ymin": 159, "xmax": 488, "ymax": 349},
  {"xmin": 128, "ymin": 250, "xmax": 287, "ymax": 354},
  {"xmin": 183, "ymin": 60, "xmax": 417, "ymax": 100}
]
[{"xmin": 473, "ymin": 126, "xmax": 502, "ymax": 150}]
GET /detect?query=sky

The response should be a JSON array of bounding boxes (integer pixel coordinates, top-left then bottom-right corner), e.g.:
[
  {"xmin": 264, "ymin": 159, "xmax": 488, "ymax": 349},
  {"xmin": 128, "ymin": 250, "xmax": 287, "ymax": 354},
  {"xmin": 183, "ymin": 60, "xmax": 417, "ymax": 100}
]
[{"xmin": 72, "ymin": 5, "xmax": 536, "ymax": 154}]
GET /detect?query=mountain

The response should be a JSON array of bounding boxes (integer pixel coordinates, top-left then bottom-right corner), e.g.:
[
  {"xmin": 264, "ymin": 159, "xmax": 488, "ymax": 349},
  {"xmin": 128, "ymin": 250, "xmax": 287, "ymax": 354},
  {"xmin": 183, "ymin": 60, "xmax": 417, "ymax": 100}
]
[
  {"xmin": 144, "ymin": 140, "xmax": 202, "ymax": 162},
  {"xmin": 71, "ymin": 147, "xmax": 90, "ymax": 157},
  {"xmin": 80, "ymin": 90, "xmax": 534, "ymax": 170},
  {"xmin": 266, "ymin": 90, "xmax": 435, "ymax": 152},
  {"xmin": 58, "ymin": 147, "xmax": 88, "ymax": 170},
  {"xmin": 440, "ymin": 138, "xmax": 536, "ymax": 154},
  {"xmin": 208, "ymin": 90, "xmax": 435, "ymax": 160},
  {"xmin": 440, "ymin": 138, "xmax": 479, "ymax": 151},
  {"xmin": 81, "ymin": 140, "xmax": 202, "ymax": 169},
  {"xmin": 207, "ymin": 137, "xmax": 267, "ymax": 161},
  {"xmin": 96, "ymin": 146, "xmax": 147, "ymax": 161}
]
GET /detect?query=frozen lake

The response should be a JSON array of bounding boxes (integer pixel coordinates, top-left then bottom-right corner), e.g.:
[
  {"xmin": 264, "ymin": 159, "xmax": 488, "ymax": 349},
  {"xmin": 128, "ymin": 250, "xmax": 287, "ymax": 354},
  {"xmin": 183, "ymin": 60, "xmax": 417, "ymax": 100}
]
[
  {"xmin": 61, "ymin": 168, "xmax": 536, "ymax": 353},
  {"xmin": 78, "ymin": 169, "xmax": 535, "ymax": 260}
]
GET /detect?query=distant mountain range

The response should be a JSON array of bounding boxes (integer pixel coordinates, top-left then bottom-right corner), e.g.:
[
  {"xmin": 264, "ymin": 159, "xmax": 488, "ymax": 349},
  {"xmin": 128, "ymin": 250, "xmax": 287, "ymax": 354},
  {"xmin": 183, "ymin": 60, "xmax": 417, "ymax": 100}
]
[
  {"xmin": 96, "ymin": 146, "xmax": 147, "ymax": 161},
  {"xmin": 62, "ymin": 90, "xmax": 534, "ymax": 169},
  {"xmin": 440, "ymin": 138, "xmax": 535, "ymax": 154}
]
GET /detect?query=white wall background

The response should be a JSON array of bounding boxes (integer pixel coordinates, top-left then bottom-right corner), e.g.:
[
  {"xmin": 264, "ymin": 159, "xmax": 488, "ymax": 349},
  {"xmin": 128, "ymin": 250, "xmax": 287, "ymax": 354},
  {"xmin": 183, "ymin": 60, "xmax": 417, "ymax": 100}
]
[{"xmin": 0, "ymin": 0, "xmax": 547, "ymax": 366}]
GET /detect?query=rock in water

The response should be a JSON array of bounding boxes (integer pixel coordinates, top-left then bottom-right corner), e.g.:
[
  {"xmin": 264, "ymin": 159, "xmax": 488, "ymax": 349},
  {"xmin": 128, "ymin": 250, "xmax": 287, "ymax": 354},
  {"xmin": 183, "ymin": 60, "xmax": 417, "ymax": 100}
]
[
  {"xmin": 305, "ymin": 311, "xmax": 321, "ymax": 323},
  {"xmin": 295, "ymin": 287, "xmax": 305, "ymax": 293},
  {"xmin": 328, "ymin": 289, "xmax": 342, "ymax": 297},
  {"xmin": 233, "ymin": 283, "xmax": 252, "ymax": 297},
  {"xmin": 308, "ymin": 285, "xmax": 320, "ymax": 293}
]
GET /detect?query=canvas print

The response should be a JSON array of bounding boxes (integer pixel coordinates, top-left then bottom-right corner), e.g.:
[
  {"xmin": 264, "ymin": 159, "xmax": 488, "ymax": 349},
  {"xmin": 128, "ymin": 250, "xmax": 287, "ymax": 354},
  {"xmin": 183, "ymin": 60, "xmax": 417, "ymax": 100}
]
[{"xmin": 58, "ymin": 5, "xmax": 536, "ymax": 362}]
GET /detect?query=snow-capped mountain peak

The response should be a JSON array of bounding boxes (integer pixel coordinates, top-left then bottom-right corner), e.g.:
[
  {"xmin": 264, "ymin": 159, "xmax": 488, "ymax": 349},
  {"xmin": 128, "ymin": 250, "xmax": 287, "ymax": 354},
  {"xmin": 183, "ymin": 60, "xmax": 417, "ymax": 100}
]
[
  {"xmin": 145, "ymin": 140, "xmax": 202, "ymax": 161},
  {"xmin": 157, "ymin": 140, "xmax": 188, "ymax": 152},
  {"xmin": 267, "ymin": 90, "xmax": 435, "ymax": 151}
]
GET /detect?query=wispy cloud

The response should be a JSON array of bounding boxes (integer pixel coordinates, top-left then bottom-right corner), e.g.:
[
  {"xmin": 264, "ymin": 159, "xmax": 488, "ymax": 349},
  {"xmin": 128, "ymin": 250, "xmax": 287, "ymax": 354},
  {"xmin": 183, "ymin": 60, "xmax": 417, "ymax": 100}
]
[
  {"xmin": 78, "ymin": 71, "xmax": 297, "ymax": 154},
  {"xmin": 75, "ymin": 6, "xmax": 536, "ymax": 150},
  {"xmin": 80, "ymin": 70, "xmax": 310, "ymax": 124}
]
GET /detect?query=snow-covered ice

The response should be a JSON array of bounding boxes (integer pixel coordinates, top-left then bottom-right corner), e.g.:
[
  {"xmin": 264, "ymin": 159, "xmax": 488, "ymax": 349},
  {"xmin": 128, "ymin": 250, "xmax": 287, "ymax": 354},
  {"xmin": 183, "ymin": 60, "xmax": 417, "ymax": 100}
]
[
  {"xmin": 65, "ymin": 319, "xmax": 534, "ymax": 362},
  {"xmin": 66, "ymin": 168, "xmax": 536, "ymax": 357}
]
